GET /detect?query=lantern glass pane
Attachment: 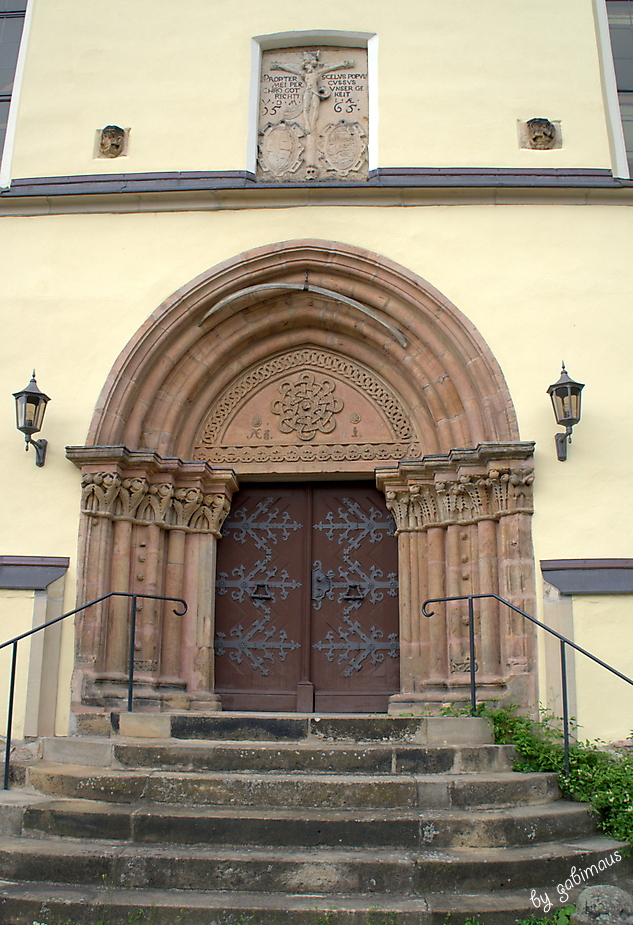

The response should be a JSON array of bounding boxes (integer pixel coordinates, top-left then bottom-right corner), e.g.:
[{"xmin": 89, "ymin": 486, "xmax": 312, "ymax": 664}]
[
  {"xmin": 552, "ymin": 390, "xmax": 565, "ymax": 423},
  {"xmin": 552, "ymin": 387, "xmax": 581, "ymax": 426},
  {"xmin": 15, "ymin": 392, "xmax": 46, "ymax": 434}
]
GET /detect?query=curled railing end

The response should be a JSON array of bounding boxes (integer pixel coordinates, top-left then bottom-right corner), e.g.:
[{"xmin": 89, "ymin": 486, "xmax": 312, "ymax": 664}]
[
  {"xmin": 173, "ymin": 600, "xmax": 188, "ymax": 616},
  {"xmin": 421, "ymin": 605, "xmax": 435, "ymax": 618}
]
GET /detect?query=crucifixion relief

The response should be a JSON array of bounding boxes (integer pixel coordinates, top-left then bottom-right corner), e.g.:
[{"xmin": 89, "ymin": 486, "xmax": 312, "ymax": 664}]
[{"xmin": 257, "ymin": 46, "xmax": 369, "ymax": 182}]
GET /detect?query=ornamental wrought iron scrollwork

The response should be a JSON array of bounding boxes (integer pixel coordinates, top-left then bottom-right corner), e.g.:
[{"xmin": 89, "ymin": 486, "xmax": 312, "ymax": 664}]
[
  {"xmin": 312, "ymin": 617, "xmax": 399, "ymax": 677},
  {"xmin": 214, "ymin": 497, "xmax": 302, "ymax": 675},
  {"xmin": 311, "ymin": 496, "xmax": 399, "ymax": 676}
]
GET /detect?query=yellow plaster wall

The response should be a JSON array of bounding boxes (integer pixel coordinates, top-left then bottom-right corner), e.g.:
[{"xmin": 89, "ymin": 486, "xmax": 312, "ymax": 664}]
[
  {"xmin": 569, "ymin": 596, "xmax": 633, "ymax": 742},
  {"xmin": 1, "ymin": 201, "xmax": 632, "ymax": 734},
  {"xmin": 0, "ymin": 590, "xmax": 34, "ymax": 740},
  {"xmin": 10, "ymin": 0, "xmax": 612, "ymax": 178}
]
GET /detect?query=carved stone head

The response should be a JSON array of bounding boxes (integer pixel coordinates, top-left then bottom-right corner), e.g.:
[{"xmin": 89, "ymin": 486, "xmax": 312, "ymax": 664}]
[
  {"xmin": 99, "ymin": 125, "xmax": 126, "ymax": 158},
  {"xmin": 526, "ymin": 118, "xmax": 557, "ymax": 150},
  {"xmin": 302, "ymin": 50, "xmax": 320, "ymax": 71}
]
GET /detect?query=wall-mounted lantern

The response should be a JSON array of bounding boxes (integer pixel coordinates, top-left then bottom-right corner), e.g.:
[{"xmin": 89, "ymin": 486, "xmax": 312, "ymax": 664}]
[
  {"xmin": 547, "ymin": 364, "xmax": 584, "ymax": 462},
  {"xmin": 13, "ymin": 372, "xmax": 50, "ymax": 467}
]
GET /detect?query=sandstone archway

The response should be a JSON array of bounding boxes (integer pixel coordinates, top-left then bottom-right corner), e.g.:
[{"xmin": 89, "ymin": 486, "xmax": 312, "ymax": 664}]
[{"xmin": 67, "ymin": 240, "xmax": 536, "ymax": 712}]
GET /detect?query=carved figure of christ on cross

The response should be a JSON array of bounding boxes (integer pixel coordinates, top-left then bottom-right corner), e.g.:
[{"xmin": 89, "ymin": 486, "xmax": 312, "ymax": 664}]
[{"xmin": 270, "ymin": 50, "xmax": 355, "ymax": 175}]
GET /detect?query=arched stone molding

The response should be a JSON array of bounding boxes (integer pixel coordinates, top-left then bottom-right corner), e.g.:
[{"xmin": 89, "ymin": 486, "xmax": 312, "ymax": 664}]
[
  {"xmin": 87, "ymin": 240, "xmax": 519, "ymax": 460},
  {"xmin": 69, "ymin": 240, "xmax": 534, "ymax": 712}
]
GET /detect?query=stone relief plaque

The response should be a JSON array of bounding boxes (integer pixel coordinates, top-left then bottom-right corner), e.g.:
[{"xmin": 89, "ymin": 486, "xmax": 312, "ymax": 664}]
[
  {"xmin": 193, "ymin": 352, "xmax": 421, "ymax": 474},
  {"xmin": 257, "ymin": 46, "xmax": 369, "ymax": 182}
]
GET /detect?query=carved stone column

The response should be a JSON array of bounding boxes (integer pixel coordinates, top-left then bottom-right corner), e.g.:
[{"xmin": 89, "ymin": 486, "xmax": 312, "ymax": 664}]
[
  {"xmin": 376, "ymin": 442, "xmax": 536, "ymax": 713},
  {"xmin": 66, "ymin": 446, "xmax": 237, "ymax": 712}
]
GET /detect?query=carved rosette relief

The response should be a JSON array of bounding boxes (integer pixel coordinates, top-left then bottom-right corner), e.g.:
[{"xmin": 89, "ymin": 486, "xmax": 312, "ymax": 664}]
[
  {"xmin": 271, "ymin": 372, "xmax": 344, "ymax": 440},
  {"xmin": 193, "ymin": 349, "xmax": 420, "ymax": 471},
  {"xmin": 257, "ymin": 46, "xmax": 369, "ymax": 182}
]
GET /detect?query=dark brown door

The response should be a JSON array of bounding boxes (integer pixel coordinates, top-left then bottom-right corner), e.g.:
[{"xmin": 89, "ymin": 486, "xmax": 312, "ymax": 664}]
[{"xmin": 214, "ymin": 483, "xmax": 399, "ymax": 712}]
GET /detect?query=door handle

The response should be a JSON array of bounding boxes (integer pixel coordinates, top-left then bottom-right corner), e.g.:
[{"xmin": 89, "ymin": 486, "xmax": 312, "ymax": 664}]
[{"xmin": 311, "ymin": 562, "xmax": 332, "ymax": 604}]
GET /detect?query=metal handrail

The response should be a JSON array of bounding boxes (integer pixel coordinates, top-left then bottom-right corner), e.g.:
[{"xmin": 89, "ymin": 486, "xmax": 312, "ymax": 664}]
[
  {"xmin": 1, "ymin": 591, "xmax": 187, "ymax": 790},
  {"xmin": 422, "ymin": 592, "xmax": 633, "ymax": 776}
]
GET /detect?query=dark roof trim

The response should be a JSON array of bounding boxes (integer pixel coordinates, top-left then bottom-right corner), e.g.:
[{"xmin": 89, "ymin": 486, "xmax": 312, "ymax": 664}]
[
  {"xmin": 1, "ymin": 167, "xmax": 630, "ymax": 198},
  {"xmin": 0, "ymin": 556, "xmax": 70, "ymax": 591},
  {"xmin": 541, "ymin": 558, "xmax": 633, "ymax": 595},
  {"xmin": 542, "ymin": 558, "xmax": 633, "ymax": 570}
]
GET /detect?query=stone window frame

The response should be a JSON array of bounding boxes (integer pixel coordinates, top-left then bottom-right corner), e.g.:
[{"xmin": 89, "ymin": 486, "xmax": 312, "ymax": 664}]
[
  {"xmin": 0, "ymin": 0, "xmax": 30, "ymax": 189},
  {"xmin": 606, "ymin": 1, "xmax": 633, "ymax": 176},
  {"xmin": 596, "ymin": 0, "xmax": 631, "ymax": 178},
  {"xmin": 247, "ymin": 30, "xmax": 378, "ymax": 177}
]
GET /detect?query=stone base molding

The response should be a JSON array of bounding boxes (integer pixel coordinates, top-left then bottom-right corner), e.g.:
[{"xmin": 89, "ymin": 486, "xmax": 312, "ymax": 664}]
[
  {"xmin": 66, "ymin": 446, "xmax": 238, "ymax": 712},
  {"xmin": 376, "ymin": 443, "xmax": 537, "ymax": 709}
]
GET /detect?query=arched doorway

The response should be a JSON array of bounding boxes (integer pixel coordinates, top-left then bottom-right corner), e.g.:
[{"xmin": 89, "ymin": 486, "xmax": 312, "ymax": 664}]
[{"xmin": 67, "ymin": 240, "xmax": 536, "ymax": 713}]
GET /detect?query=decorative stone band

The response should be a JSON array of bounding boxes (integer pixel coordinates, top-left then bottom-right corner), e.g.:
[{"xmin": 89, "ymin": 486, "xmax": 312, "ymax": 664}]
[
  {"xmin": 376, "ymin": 442, "xmax": 535, "ymax": 533},
  {"xmin": 196, "ymin": 442, "xmax": 421, "ymax": 465},
  {"xmin": 66, "ymin": 446, "xmax": 238, "ymax": 536}
]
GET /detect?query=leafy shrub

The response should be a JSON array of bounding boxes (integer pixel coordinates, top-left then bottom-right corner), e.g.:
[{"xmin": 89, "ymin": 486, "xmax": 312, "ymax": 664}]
[{"xmin": 479, "ymin": 702, "xmax": 633, "ymax": 844}]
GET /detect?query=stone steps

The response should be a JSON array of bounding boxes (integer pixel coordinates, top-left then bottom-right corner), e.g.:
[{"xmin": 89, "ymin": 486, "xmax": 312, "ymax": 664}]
[
  {"xmin": 0, "ymin": 878, "xmax": 625, "ymax": 925},
  {"xmin": 23, "ymin": 763, "xmax": 561, "ymax": 809},
  {"xmin": 42, "ymin": 735, "xmax": 519, "ymax": 774},
  {"xmin": 0, "ymin": 834, "xmax": 625, "ymax": 894},
  {"xmin": 0, "ymin": 713, "xmax": 629, "ymax": 925},
  {"xmin": 15, "ymin": 797, "xmax": 597, "ymax": 848}
]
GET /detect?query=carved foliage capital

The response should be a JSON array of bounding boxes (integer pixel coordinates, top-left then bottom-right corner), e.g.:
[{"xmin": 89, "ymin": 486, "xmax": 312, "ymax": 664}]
[
  {"xmin": 81, "ymin": 464, "xmax": 237, "ymax": 536},
  {"xmin": 379, "ymin": 452, "xmax": 534, "ymax": 533}
]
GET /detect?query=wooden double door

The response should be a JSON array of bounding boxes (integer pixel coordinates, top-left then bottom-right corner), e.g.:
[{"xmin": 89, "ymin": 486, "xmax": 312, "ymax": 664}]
[{"xmin": 214, "ymin": 482, "xmax": 400, "ymax": 712}]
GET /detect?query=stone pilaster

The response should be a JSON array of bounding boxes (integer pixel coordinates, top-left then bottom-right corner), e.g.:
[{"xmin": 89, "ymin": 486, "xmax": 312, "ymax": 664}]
[
  {"xmin": 66, "ymin": 446, "xmax": 237, "ymax": 711},
  {"xmin": 376, "ymin": 442, "xmax": 536, "ymax": 712}
]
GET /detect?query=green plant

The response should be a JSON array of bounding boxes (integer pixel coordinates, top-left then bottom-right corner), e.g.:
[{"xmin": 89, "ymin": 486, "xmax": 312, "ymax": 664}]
[
  {"xmin": 439, "ymin": 918, "xmax": 485, "ymax": 925},
  {"xmin": 479, "ymin": 702, "xmax": 633, "ymax": 844},
  {"xmin": 516, "ymin": 906, "xmax": 575, "ymax": 925}
]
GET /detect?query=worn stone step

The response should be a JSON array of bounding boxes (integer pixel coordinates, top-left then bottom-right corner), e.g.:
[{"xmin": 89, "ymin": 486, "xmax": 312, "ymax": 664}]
[
  {"xmin": 18, "ymin": 796, "xmax": 596, "ymax": 848},
  {"xmin": 40, "ymin": 735, "xmax": 517, "ymax": 774},
  {"xmin": 0, "ymin": 880, "xmax": 431, "ymax": 925},
  {"xmin": 0, "ymin": 878, "xmax": 601, "ymax": 925},
  {"xmin": 24, "ymin": 763, "xmax": 560, "ymax": 809},
  {"xmin": 112, "ymin": 711, "xmax": 495, "ymax": 746},
  {"xmin": 0, "ymin": 834, "xmax": 626, "ymax": 895}
]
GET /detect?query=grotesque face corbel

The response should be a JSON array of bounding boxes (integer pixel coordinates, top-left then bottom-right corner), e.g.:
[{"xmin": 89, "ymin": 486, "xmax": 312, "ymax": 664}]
[
  {"xmin": 525, "ymin": 117, "xmax": 557, "ymax": 150},
  {"xmin": 99, "ymin": 125, "xmax": 126, "ymax": 158}
]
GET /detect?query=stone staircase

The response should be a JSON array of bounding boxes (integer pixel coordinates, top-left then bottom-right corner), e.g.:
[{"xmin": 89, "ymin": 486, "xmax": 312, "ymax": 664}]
[{"xmin": 0, "ymin": 713, "xmax": 629, "ymax": 925}]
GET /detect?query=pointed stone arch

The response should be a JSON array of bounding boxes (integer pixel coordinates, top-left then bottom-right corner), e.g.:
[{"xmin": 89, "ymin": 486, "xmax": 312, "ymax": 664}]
[{"xmin": 68, "ymin": 240, "xmax": 535, "ymax": 713}]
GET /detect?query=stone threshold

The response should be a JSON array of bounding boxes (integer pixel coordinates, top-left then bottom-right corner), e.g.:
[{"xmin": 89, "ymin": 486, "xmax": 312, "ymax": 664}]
[{"xmin": 78, "ymin": 711, "xmax": 495, "ymax": 745}]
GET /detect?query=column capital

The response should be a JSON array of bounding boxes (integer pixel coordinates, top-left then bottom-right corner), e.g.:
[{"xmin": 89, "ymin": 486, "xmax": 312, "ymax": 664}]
[
  {"xmin": 376, "ymin": 443, "xmax": 534, "ymax": 533},
  {"xmin": 68, "ymin": 446, "xmax": 238, "ymax": 536}
]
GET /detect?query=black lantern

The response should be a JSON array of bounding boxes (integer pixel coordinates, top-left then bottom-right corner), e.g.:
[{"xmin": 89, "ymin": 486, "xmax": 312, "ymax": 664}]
[
  {"xmin": 13, "ymin": 372, "xmax": 50, "ymax": 467},
  {"xmin": 547, "ymin": 364, "xmax": 584, "ymax": 462}
]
